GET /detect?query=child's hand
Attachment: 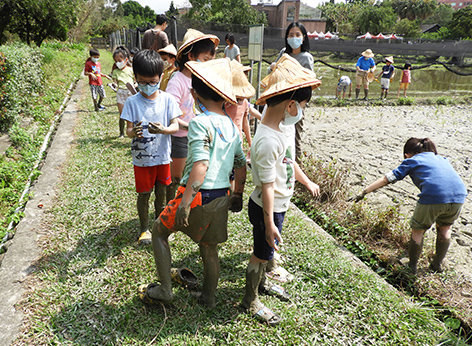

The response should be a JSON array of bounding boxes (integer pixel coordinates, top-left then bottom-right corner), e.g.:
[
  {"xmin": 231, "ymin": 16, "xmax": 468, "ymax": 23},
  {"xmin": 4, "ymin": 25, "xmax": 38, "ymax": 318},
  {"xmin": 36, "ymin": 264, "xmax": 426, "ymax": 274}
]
[
  {"xmin": 148, "ymin": 121, "xmax": 165, "ymax": 134},
  {"xmin": 306, "ymin": 181, "xmax": 320, "ymax": 197},
  {"xmin": 175, "ymin": 204, "xmax": 191, "ymax": 228},
  {"xmin": 228, "ymin": 192, "xmax": 243, "ymax": 212},
  {"xmin": 90, "ymin": 74, "xmax": 98, "ymax": 81},
  {"xmin": 347, "ymin": 190, "xmax": 367, "ymax": 202},
  {"xmin": 265, "ymin": 223, "xmax": 283, "ymax": 251},
  {"xmin": 132, "ymin": 121, "xmax": 143, "ymax": 138}
]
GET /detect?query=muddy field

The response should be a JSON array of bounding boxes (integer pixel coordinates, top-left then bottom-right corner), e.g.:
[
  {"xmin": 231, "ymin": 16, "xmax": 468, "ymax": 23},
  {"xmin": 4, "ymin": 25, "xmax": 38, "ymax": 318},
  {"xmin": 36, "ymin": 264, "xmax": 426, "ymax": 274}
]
[{"xmin": 302, "ymin": 104, "xmax": 472, "ymax": 282}]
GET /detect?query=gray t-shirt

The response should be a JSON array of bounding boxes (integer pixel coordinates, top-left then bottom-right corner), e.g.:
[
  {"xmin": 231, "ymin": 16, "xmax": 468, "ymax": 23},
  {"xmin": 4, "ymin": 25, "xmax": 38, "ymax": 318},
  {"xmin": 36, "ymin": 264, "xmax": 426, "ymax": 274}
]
[
  {"xmin": 224, "ymin": 45, "xmax": 240, "ymax": 60},
  {"xmin": 275, "ymin": 47, "xmax": 314, "ymax": 71}
]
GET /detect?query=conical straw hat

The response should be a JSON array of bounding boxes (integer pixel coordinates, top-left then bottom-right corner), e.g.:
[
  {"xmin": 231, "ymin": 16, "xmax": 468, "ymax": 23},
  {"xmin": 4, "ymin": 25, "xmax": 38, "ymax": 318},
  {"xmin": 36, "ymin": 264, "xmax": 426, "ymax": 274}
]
[
  {"xmin": 230, "ymin": 60, "xmax": 255, "ymax": 99},
  {"xmin": 158, "ymin": 44, "xmax": 177, "ymax": 57},
  {"xmin": 177, "ymin": 29, "xmax": 220, "ymax": 62},
  {"xmin": 385, "ymin": 56, "xmax": 394, "ymax": 63},
  {"xmin": 185, "ymin": 58, "xmax": 237, "ymax": 104},
  {"xmin": 256, "ymin": 54, "xmax": 321, "ymax": 105}
]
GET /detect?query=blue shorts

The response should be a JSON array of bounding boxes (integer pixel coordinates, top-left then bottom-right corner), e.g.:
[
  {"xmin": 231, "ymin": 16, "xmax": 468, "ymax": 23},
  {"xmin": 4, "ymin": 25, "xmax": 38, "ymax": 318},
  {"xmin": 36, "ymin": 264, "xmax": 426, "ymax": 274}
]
[{"xmin": 248, "ymin": 198, "xmax": 285, "ymax": 261}]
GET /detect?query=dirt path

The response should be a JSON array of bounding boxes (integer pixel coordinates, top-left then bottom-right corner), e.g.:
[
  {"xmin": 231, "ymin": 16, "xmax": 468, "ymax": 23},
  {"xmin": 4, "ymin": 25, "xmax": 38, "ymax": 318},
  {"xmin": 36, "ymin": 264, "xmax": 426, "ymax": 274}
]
[{"xmin": 302, "ymin": 104, "xmax": 472, "ymax": 324}]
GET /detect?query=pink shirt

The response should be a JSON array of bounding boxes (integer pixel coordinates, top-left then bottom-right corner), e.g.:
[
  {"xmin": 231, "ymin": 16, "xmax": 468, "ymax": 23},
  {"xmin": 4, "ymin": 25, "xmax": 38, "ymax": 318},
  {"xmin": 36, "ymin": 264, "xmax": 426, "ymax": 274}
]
[
  {"xmin": 401, "ymin": 70, "xmax": 411, "ymax": 84},
  {"xmin": 166, "ymin": 71, "xmax": 195, "ymax": 137},
  {"xmin": 225, "ymin": 99, "xmax": 249, "ymax": 140}
]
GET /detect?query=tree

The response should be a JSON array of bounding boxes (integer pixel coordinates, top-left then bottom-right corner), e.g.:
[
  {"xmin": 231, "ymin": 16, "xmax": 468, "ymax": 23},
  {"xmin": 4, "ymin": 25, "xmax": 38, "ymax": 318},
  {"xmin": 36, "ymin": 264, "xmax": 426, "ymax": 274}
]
[
  {"xmin": 394, "ymin": 18, "xmax": 421, "ymax": 37},
  {"xmin": 354, "ymin": 3, "xmax": 397, "ymax": 34},
  {"xmin": 423, "ymin": 3, "xmax": 453, "ymax": 26},
  {"xmin": 390, "ymin": 0, "xmax": 437, "ymax": 22},
  {"xmin": 166, "ymin": 1, "xmax": 180, "ymax": 18},
  {"xmin": 320, "ymin": 2, "xmax": 359, "ymax": 34},
  {"xmin": 448, "ymin": 5, "xmax": 472, "ymax": 39}
]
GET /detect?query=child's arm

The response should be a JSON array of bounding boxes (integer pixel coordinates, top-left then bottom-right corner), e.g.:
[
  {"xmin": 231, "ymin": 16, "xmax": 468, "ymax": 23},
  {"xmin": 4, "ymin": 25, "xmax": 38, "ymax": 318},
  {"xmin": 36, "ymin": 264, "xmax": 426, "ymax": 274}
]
[
  {"xmin": 242, "ymin": 113, "xmax": 252, "ymax": 147},
  {"xmin": 261, "ymin": 182, "xmax": 283, "ymax": 251},
  {"xmin": 248, "ymin": 107, "xmax": 262, "ymax": 121},
  {"xmin": 148, "ymin": 118, "xmax": 179, "ymax": 135},
  {"xmin": 349, "ymin": 176, "xmax": 389, "ymax": 202},
  {"xmin": 175, "ymin": 160, "xmax": 209, "ymax": 227},
  {"xmin": 294, "ymin": 162, "xmax": 320, "ymax": 197},
  {"xmin": 101, "ymin": 73, "xmax": 111, "ymax": 80},
  {"xmin": 229, "ymin": 165, "xmax": 246, "ymax": 212},
  {"xmin": 126, "ymin": 120, "xmax": 143, "ymax": 138},
  {"xmin": 348, "ymin": 83, "xmax": 352, "ymax": 98},
  {"xmin": 84, "ymin": 70, "xmax": 98, "ymax": 81},
  {"xmin": 177, "ymin": 118, "xmax": 189, "ymax": 131}
]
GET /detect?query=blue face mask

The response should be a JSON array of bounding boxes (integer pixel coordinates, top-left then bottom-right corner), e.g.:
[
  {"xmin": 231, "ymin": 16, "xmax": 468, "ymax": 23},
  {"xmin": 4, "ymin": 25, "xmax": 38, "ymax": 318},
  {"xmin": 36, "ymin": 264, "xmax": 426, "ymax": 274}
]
[
  {"xmin": 91, "ymin": 57, "xmax": 99, "ymax": 63},
  {"xmin": 138, "ymin": 83, "xmax": 160, "ymax": 96},
  {"xmin": 287, "ymin": 36, "xmax": 303, "ymax": 50},
  {"xmin": 283, "ymin": 101, "xmax": 303, "ymax": 126}
]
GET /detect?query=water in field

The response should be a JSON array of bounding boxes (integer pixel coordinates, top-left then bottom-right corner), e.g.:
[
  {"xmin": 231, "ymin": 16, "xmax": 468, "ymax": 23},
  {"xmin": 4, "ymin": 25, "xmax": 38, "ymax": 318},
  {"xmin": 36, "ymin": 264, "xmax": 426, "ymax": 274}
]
[{"xmin": 250, "ymin": 61, "xmax": 472, "ymax": 99}]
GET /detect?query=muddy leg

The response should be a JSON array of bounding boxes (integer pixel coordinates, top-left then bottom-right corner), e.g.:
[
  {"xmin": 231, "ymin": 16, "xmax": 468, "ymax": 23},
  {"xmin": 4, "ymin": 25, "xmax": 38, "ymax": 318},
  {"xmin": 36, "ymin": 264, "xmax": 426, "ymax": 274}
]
[
  {"xmin": 137, "ymin": 192, "xmax": 151, "ymax": 233},
  {"xmin": 93, "ymin": 99, "xmax": 99, "ymax": 111},
  {"xmin": 408, "ymin": 229, "xmax": 425, "ymax": 274},
  {"xmin": 355, "ymin": 88, "xmax": 360, "ymax": 100},
  {"xmin": 242, "ymin": 255, "xmax": 267, "ymax": 311},
  {"xmin": 154, "ymin": 182, "xmax": 167, "ymax": 219},
  {"xmin": 430, "ymin": 224, "xmax": 452, "ymax": 272},
  {"xmin": 199, "ymin": 242, "xmax": 220, "ymax": 308}
]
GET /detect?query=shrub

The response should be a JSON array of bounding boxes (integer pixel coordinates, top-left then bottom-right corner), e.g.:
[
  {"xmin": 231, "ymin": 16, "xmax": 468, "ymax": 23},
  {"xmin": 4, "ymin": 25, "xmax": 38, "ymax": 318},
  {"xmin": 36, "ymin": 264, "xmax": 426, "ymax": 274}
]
[{"xmin": 397, "ymin": 97, "xmax": 415, "ymax": 105}]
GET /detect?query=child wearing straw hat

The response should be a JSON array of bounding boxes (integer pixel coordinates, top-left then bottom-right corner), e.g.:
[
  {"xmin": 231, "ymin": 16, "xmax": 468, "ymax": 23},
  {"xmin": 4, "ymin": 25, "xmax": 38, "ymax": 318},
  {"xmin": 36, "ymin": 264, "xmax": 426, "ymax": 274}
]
[
  {"xmin": 166, "ymin": 29, "xmax": 220, "ymax": 199},
  {"xmin": 241, "ymin": 54, "xmax": 321, "ymax": 326},
  {"xmin": 138, "ymin": 58, "xmax": 247, "ymax": 308},
  {"xmin": 355, "ymin": 49, "xmax": 376, "ymax": 100},
  {"xmin": 157, "ymin": 44, "xmax": 178, "ymax": 91},
  {"xmin": 377, "ymin": 56, "xmax": 395, "ymax": 99}
]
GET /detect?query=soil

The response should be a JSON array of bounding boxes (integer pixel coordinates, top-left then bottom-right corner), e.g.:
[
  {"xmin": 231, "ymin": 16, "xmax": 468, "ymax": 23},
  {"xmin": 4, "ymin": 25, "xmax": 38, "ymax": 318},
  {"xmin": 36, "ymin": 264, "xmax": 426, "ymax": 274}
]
[{"xmin": 302, "ymin": 103, "xmax": 472, "ymax": 329}]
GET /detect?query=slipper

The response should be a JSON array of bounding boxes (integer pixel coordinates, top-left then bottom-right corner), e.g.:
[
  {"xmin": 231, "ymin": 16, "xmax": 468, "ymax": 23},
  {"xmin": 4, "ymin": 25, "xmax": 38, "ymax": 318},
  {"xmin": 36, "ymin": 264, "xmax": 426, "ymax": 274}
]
[
  {"xmin": 170, "ymin": 267, "xmax": 198, "ymax": 289},
  {"xmin": 266, "ymin": 266, "xmax": 294, "ymax": 283},
  {"xmin": 138, "ymin": 283, "xmax": 162, "ymax": 306},
  {"xmin": 138, "ymin": 230, "xmax": 152, "ymax": 245},
  {"xmin": 259, "ymin": 283, "xmax": 291, "ymax": 302},
  {"xmin": 253, "ymin": 306, "xmax": 282, "ymax": 326}
]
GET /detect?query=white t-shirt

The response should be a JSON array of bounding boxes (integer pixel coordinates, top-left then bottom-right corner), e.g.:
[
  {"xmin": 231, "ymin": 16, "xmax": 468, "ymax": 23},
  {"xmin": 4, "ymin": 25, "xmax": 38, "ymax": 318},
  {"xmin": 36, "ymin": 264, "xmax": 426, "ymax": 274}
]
[
  {"xmin": 224, "ymin": 45, "xmax": 240, "ymax": 60},
  {"xmin": 166, "ymin": 71, "xmax": 195, "ymax": 137},
  {"xmin": 250, "ymin": 123, "xmax": 296, "ymax": 212},
  {"xmin": 120, "ymin": 92, "xmax": 182, "ymax": 167}
]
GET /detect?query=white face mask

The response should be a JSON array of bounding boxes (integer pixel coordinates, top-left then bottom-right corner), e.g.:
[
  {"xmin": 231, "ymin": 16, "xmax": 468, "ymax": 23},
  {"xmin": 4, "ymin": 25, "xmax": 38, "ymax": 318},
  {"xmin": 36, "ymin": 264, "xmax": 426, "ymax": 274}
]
[
  {"xmin": 283, "ymin": 101, "xmax": 303, "ymax": 126},
  {"xmin": 116, "ymin": 60, "xmax": 126, "ymax": 69},
  {"xmin": 91, "ymin": 57, "xmax": 99, "ymax": 63},
  {"xmin": 163, "ymin": 60, "xmax": 170, "ymax": 68},
  {"xmin": 287, "ymin": 36, "xmax": 303, "ymax": 50}
]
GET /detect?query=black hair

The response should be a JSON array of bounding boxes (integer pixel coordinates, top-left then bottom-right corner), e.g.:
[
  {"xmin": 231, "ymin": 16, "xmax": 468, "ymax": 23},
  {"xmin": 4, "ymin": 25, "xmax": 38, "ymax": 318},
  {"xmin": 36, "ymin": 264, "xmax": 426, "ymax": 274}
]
[
  {"xmin": 192, "ymin": 75, "xmax": 223, "ymax": 103},
  {"xmin": 225, "ymin": 33, "xmax": 235, "ymax": 45},
  {"xmin": 265, "ymin": 86, "xmax": 312, "ymax": 107},
  {"xmin": 156, "ymin": 14, "xmax": 168, "ymax": 25},
  {"xmin": 404, "ymin": 62, "xmax": 411, "ymax": 69},
  {"xmin": 284, "ymin": 22, "xmax": 310, "ymax": 54},
  {"xmin": 159, "ymin": 52, "xmax": 176, "ymax": 59},
  {"xmin": 177, "ymin": 38, "xmax": 216, "ymax": 71},
  {"xmin": 89, "ymin": 48, "xmax": 99, "ymax": 56},
  {"xmin": 132, "ymin": 50, "xmax": 164, "ymax": 78},
  {"xmin": 113, "ymin": 45, "xmax": 130, "ymax": 60},
  {"xmin": 130, "ymin": 47, "xmax": 140, "ymax": 56},
  {"xmin": 403, "ymin": 137, "xmax": 437, "ymax": 156}
]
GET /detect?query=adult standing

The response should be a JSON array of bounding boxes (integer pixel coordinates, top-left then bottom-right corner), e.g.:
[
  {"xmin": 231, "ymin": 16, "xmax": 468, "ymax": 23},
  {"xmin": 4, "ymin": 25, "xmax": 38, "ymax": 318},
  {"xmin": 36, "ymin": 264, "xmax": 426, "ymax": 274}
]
[
  {"xmin": 142, "ymin": 14, "xmax": 169, "ymax": 51},
  {"xmin": 355, "ymin": 49, "xmax": 376, "ymax": 100}
]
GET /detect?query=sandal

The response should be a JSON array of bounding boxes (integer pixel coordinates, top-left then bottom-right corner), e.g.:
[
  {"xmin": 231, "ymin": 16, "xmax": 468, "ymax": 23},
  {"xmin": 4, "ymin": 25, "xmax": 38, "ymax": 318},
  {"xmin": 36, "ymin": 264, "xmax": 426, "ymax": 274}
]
[
  {"xmin": 253, "ymin": 306, "xmax": 282, "ymax": 326},
  {"xmin": 266, "ymin": 266, "xmax": 294, "ymax": 283},
  {"xmin": 259, "ymin": 283, "xmax": 291, "ymax": 302},
  {"xmin": 138, "ymin": 230, "xmax": 152, "ymax": 245},
  {"xmin": 138, "ymin": 283, "xmax": 164, "ymax": 305},
  {"xmin": 170, "ymin": 267, "xmax": 198, "ymax": 289}
]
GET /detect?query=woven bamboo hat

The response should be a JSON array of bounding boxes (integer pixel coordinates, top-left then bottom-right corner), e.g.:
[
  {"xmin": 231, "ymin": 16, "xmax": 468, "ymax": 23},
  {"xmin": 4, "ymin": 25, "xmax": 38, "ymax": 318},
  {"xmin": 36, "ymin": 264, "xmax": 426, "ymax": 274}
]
[
  {"xmin": 385, "ymin": 56, "xmax": 394, "ymax": 63},
  {"xmin": 256, "ymin": 54, "xmax": 321, "ymax": 105},
  {"xmin": 230, "ymin": 60, "xmax": 255, "ymax": 99},
  {"xmin": 177, "ymin": 29, "xmax": 220, "ymax": 62},
  {"xmin": 158, "ymin": 44, "xmax": 177, "ymax": 57},
  {"xmin": 186, "ymin": 58, "xmax": 237, "ymax": 104},
  {"xmin": 362, "ymin": 49, "xmax": 374, "ymax": 58}
]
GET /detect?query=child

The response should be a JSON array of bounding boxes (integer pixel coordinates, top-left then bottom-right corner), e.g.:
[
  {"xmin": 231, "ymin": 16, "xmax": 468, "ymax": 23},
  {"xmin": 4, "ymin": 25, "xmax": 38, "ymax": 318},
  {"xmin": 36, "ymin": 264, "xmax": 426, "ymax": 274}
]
[
  {"xmin": 225, "ymin": 60, "xmax": 255, "ymax": 161},
  {"xmin": 397, "ymin": 62, "xmax": 411, "ymax": 98},
  {"xmin": 224, "ymin": 33, "xmax": 241, "ymax": 62},
  {"xmin": 138, "ymin": 58, "xmax": 247, "ymax": 308},
  {"xmin": 166, "ymin": 29, "xmax": 219, "ymax": 199},
  {"xmin": 270, "ymin": 22, "xmax": 314, "ymax": 162},
  {"xmin": 335, "ymin": 75, "xmax": 352, "ymax": 99},
  {"xmin": 130, "ymin": 47, "xmax": 139, "ymax": 63},
  {"xmin": 242, "ymin": 54, "xmax": 321, "ymax": 326},
  {"xmin": 157, "ymin": 44, "xmax": 178, "ymax": 91},
  {"xmin": 120, "ymin": 50, "xmax": 181, "ymax": 245},
  {"xmin": 111, "ymin": 46, "xmax": 134, "ymax": 137},
  {"xmin": 377, "ymin": 56, "xmax": 395, "ymax": 99},
  {"xmin": 351, "ymin": 138, "xmax": 467, "ymax": 274},
  {"xmin": 84, "ymin": 48, "xmax": 111, "ymax": 112}
]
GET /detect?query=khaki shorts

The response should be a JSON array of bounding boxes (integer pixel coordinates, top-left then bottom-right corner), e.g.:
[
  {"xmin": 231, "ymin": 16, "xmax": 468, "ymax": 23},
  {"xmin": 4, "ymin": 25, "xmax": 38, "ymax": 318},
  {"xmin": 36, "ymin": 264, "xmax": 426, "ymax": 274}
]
[
  {"xmin": 399, "ymin": 83, "xmax": 409, "ymax": 90},
  {"xmin": 410, "ymin": 202, "xmax": 463, "ymax": 230},
  {"xmin": 117, "ymin": 88, "xmax": 132, "ymax": 105},
  {"xmin": 355, "ymin": 70, "xmax": 369, "ymax": 88}
]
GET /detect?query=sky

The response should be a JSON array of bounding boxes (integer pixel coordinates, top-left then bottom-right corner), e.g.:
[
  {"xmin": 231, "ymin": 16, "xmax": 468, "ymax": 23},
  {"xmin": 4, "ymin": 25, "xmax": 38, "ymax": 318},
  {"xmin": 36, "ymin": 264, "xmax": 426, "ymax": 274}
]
[{"xmin": 124, "ymin": 0, "xmax": 330, "ymax": 16}]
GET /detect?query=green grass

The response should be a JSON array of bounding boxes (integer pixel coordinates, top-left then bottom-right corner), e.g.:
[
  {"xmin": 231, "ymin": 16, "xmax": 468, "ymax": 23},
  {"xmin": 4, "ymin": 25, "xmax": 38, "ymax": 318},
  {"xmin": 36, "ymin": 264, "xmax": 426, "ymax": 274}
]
[{"xmin": 13, "ymin": 51, "xmax": 459, "ymax": 345}]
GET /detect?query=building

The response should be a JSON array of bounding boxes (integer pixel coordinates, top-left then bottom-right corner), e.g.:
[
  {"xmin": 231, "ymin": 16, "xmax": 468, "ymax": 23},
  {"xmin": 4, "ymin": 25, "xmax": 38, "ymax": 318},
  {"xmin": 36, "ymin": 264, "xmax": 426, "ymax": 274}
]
[
  {"xmin": 251, "ymin": 0, "xmax": 326, "ymax": 36},
  {"xmin": 438, "ymin": 0, "xmax": 472, "ymax": 10}
]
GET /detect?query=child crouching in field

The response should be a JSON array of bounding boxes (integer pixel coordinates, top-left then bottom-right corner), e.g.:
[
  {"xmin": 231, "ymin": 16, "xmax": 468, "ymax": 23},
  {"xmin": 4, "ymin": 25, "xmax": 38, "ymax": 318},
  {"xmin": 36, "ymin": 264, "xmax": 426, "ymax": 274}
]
[
  {"xmin": 350, "ymin": 137, "xmax": 467, "ymax": 274},
  {"xmin": 120, "ymin": 50, "xmax": 181, "ymax": 245},
  {"xmin": 138, "ymin": 58, "xmax": 247, "ymax": 308},
  {"xmin": 241, "ymin": 54, "xmax": 321, "ymax": 326}
]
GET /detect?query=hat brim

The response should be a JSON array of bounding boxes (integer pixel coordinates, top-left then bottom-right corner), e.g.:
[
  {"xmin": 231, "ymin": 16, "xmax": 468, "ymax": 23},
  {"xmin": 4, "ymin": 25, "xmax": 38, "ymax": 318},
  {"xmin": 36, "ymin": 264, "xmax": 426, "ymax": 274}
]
[
  {"xmin": 177, "ymin": 35, "xmax": 220, "ymax": 61},
  {"xmin": 256, "ymin": 79, "xmax": 321, "ymax": 105},
  {"xmin": 186, "ymin": 59, "xmax": 237, "ymax": 104},
  {"xmin": 362, "ymin": 52, "xmax": 374, "ymax": 58},
  {"xmin": 385, "ymin": 57, "xmax": 394, "ymax": 63}
]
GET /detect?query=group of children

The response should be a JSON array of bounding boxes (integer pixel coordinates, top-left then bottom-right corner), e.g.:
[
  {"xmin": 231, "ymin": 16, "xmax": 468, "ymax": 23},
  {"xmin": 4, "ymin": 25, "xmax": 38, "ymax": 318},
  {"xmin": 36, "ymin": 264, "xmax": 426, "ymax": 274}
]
[{"xmin": 83, "ymin": 22, "xmax": 466, "ymax": 326}]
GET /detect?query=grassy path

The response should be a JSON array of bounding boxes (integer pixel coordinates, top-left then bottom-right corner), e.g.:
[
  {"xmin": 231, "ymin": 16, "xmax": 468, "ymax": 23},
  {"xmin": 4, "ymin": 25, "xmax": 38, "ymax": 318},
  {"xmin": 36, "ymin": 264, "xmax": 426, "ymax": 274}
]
[{"xmin": 12, "ymin": 73, "xmax": 457, "ymax": 344}]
